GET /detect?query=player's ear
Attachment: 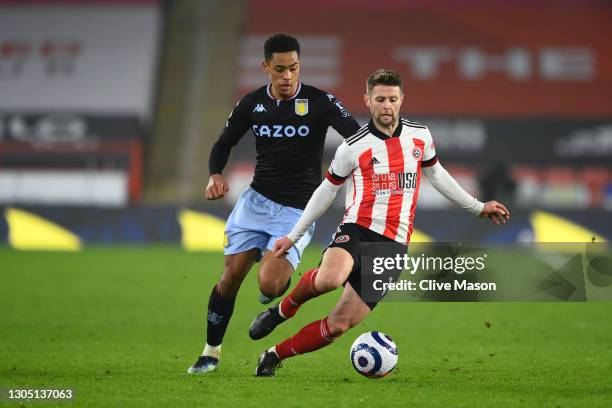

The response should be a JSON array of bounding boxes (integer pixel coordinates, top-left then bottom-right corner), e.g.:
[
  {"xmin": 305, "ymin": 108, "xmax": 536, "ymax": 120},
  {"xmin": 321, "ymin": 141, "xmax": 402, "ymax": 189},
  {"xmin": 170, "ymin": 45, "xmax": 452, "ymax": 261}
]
[
  {"xmin": 363, "ymin": 92, "xmax": 370, "ymax": 108},
  {"xmin": 262, "ymin": 60, "xmax": 270, "ymax": 74}
]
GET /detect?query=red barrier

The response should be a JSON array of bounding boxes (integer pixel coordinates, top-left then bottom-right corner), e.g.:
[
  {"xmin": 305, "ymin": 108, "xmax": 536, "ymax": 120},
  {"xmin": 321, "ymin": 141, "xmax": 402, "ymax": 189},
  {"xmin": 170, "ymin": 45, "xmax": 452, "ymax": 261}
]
[{"xmin": 240, "ymin": 1, "xmax": 612, "ymax": 117}]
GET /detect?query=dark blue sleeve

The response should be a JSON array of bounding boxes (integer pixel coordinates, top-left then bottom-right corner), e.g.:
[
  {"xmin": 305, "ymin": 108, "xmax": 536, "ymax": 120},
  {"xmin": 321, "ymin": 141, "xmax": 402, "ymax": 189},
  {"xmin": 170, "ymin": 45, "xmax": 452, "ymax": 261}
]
[
  {"xmin": 208, "ymin": 96, "xmax": 252, "ymax": 175},
  {"xmin": 324, "ymin": 93, "xmax": 360, "ymax": 139}
]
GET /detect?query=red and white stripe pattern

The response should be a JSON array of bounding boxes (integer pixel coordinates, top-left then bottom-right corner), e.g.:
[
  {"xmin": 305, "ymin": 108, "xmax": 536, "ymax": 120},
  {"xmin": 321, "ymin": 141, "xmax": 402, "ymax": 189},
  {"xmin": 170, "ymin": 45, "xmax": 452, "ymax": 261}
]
[{"xmin": 329, "ymin": 121, "xmax": 436, "ymax": 244}]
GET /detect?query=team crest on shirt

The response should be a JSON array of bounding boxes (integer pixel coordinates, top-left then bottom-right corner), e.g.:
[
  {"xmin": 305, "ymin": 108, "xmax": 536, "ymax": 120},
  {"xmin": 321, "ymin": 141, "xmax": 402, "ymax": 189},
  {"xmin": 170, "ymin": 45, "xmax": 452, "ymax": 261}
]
[
  {"xmin": 295, "ymin": 99, "xmax": 309, "ymax": 116},
  {"xmin": 334, "ymin": 234, "xmax": 350, "ymax": 244},
  {"xmin": 411, "ymin": 146, "xmax": 423, "ymax": 160}
]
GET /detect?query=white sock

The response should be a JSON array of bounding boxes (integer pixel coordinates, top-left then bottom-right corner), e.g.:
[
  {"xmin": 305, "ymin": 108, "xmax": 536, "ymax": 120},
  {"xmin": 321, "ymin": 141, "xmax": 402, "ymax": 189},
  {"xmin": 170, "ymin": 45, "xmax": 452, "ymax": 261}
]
[
  {"xmin": 203, "ymin": 343, "xmax": 222, "ymax": 359},
  {"xmin": 278, "ymin": 303, "xmax": 287, "ymax": 319},
  {"xmin": 268, "ymin": 346, "xmax": 278, "ymax": 357}
]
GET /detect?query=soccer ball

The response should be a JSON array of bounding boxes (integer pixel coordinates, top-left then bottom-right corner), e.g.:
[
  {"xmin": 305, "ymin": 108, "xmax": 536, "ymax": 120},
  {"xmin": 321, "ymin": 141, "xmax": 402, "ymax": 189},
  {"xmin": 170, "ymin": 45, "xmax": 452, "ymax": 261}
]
[{"xmin": 349, "ymin": 331, "xmax": 398, "ymax": 378}]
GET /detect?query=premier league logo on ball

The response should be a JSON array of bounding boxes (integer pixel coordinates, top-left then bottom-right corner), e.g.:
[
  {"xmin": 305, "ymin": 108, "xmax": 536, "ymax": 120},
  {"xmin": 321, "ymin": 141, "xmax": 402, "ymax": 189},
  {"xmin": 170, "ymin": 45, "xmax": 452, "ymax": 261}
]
[{"xmin": 350, "ymin": 331, "xmax": 398, "ymax": 378}]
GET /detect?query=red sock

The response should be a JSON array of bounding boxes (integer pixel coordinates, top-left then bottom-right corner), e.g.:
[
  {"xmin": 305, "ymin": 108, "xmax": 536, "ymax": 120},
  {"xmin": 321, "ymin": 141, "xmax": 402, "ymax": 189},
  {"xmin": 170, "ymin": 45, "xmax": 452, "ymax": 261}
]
[
  {"xmin": 279, "ymin": 268, "xmax": 319, "ymax": 318},
  {"xmin": 275, "ymin": 318, "xmax": 335, "ymax": 360}
]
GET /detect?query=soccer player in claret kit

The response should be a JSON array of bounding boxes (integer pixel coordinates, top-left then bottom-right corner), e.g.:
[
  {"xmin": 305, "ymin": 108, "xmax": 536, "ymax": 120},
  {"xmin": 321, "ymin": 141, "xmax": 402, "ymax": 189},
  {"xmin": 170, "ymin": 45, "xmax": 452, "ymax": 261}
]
[
  {"xmin": 187, "ymin": 34, "xmax": 360, "ymax": 373},
  {"xmin": 250, "ymin": 69, "xmax": 510, "ymax": 376}
]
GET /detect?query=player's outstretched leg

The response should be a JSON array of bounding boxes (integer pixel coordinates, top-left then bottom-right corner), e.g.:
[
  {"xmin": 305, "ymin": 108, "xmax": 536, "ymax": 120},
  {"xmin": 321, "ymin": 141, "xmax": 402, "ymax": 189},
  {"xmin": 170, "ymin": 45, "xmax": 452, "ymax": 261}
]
[
  {"xmin": 249, "ymin": 268, "xmax": 319, "ymax": 340},
  {"xmin": 254, "ymin": 317, "xmax": 333, "ymax": 376},
  {"xmin": 255, "ymin": 283, "xmax": 370, "ymax": 377},
  {"xmin": 188, "ymin": 251, "xmax": 257, "ymax": 374},
  {"xmin": 250, "ymin": 247, "xmax": 354, "ymax": 340}
]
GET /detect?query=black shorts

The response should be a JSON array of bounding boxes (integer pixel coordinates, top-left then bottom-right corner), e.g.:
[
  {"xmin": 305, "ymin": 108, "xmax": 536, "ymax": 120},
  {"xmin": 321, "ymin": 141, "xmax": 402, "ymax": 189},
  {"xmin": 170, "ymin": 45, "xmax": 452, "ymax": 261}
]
[{"xmin": 325, "ymin": 223, "xmax": 407, "ymax": 310}]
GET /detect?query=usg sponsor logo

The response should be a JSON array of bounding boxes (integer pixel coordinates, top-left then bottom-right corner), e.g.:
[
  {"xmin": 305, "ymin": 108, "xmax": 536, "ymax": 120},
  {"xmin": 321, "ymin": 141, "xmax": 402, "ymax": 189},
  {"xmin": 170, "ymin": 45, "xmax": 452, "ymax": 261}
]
[{"xmin": 372, "ymin": 172, "xmax": 418, "ymax": 193}]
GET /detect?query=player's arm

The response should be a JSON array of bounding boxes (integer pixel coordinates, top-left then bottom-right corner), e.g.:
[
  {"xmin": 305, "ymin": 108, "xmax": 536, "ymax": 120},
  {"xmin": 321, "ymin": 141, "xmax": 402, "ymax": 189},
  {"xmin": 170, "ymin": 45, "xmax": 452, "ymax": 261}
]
[
  {"xmin": 206, "ymin": 98, "xmax": 251, "ymax": 200},
  {"xmin": 423, "ymin": 162, "xmax": 510, "ymax": 224},
  {"xmin": 273, "ymin": 142, "xmax": 354, "ymax": 257},
  {"xmin": 420, "ymin": 128, "xmax": 509, "ymax": 224},
  {"xmin": 324, "ymin": 93, "xmax": 360, "ymax": 138}
]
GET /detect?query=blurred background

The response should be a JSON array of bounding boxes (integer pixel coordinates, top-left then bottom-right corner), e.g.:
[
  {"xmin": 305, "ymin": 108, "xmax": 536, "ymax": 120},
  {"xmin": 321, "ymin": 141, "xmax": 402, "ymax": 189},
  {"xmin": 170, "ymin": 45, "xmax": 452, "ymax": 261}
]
[{"xmin": 1, "ymin": 0, "xmax": 611, "ymax": 250}]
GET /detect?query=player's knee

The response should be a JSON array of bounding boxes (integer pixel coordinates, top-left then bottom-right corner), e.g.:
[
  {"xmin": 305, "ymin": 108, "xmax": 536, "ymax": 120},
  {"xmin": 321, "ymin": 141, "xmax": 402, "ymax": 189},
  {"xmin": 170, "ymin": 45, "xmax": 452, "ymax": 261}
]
[
  {"xmin": 317, "ymin": 277, "xmax": 343, "ymax": 292},
  {"xmin": 327, "ymin": 316, "xmax": 351, "ymax": 337},
  {"xmin": 258, "ymin": 278, "xmax": 284, "ymax": 297},
  {"xmin": 315, "ymin": 250, "xmax": 353, "ymax": 292},
  {"xmin": 216, "ymin": 278, "xmax": 240, "ymax": 297},
  {"xmin": 217, "ymin": 269, "xmax": 244, "ymax": 297},
  {"xmin": 314, "ymin": 268, "xmax": 346, "ymax": 292}
]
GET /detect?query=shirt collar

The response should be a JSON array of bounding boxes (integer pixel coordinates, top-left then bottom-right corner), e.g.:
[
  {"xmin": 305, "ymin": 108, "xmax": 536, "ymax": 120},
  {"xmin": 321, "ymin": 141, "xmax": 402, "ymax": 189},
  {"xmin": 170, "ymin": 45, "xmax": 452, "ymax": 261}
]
[
  {"xmin": 367, "ymin": 118, "xmax": 403, "ymax": 140},
  {"xmin": 266, "ymin": 82, "xmax": 302, "ymax": 101}
]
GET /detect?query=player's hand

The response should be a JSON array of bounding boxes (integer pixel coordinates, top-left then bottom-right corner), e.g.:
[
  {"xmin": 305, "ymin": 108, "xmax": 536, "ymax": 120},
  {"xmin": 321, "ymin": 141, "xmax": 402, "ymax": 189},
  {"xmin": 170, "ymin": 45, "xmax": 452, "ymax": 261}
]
[
  {"xmin": 479, "ymin": 200, "xmax": 510, "ymax": 225},
  {"xmin": 273, "ymin": 236, "xmax": 295, "ymax": 258},
  {"xmin": 205, "ymin": 174, "xmax": 229, "ymax": 200}
]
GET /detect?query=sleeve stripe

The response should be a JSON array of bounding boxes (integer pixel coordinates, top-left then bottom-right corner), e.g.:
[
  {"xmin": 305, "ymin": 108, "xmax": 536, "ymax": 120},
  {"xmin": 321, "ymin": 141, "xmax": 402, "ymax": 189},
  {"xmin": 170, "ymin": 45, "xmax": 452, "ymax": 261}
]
[
  {"xmin": 346, "ymin": 133, "xmax": 368, "ymax": 146},
  {"xmin": 401, "ymin": 119, "xmax": 427, "ymax": 129},
  {"xmin": 346, "ymin": 126, "xmax": 369, "ymax": 143},
  {"xmin": 325, "ymin": 170, "xmax": 347, "ymax": 185},
  {"xmin": 421, "ymin": 156, "xmax": 438, "ymax": 168}
]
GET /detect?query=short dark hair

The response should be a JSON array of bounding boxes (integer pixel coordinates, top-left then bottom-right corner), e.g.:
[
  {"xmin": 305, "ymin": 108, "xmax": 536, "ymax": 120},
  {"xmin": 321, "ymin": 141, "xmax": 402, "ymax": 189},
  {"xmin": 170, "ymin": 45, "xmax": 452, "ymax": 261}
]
[
  {"xmin": 264, "ymin": 33, "xmax": 300, "ymax": 61},
  {"xmin": 366, "ymin": 69, "xmax": 403, "ymax": 94}
]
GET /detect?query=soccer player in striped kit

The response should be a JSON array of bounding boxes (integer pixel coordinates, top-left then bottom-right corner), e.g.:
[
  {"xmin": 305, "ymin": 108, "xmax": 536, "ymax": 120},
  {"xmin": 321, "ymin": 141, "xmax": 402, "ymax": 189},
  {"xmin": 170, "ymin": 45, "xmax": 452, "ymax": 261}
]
[{"xmin": 250, "ymin": 69, "xmax": 510, "ymax": 376}]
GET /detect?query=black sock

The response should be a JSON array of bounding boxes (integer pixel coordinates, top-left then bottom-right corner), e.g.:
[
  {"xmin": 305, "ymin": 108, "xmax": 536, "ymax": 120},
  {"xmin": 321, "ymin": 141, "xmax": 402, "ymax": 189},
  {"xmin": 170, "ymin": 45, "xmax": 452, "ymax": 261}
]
[{"xmin": 206, "ymin": 285, "xmax": 237, "ymax": 347}]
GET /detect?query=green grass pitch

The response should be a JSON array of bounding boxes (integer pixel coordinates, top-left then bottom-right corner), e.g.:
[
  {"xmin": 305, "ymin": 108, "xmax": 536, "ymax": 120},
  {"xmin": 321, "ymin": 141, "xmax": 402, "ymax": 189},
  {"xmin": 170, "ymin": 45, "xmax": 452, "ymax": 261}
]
[{"xmin": 1, "ymin": 247, "xmax": 611, "ymax": 407}]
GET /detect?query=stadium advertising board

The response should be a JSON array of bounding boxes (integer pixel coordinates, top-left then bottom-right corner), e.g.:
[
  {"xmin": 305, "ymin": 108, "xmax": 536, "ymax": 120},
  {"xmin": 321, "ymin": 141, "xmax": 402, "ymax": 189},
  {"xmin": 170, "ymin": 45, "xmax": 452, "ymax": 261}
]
[
  {"xmin": 240, "ymin": 1, "xmax": 612, "ymax": 117},
  {"xmin": 0, "ymin": 2, "xmax": 159, "ymax": 204},
  {"xmin": 418, "ymin": 118, "xmax": 612, "ymax": 165},
  {"xmin": 0, "ymin": 3, "xmax": 160, "ymax": 119}
]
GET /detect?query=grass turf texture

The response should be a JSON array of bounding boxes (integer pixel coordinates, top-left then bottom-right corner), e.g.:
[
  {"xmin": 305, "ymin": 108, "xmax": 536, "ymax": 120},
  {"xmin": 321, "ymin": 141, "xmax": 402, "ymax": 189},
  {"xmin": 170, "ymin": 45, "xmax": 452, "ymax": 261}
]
[{"xmin": 1, "ymin": 247, "xmax": 611, "ymax": 407}]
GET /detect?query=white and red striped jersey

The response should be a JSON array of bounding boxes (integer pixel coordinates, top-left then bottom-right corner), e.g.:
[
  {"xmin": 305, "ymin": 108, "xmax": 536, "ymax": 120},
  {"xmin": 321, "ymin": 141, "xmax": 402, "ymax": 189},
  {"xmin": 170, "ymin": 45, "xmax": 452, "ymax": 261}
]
[{"xmin": 325, "ymin": 118, "xmax": 437, "ymax": 244}]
